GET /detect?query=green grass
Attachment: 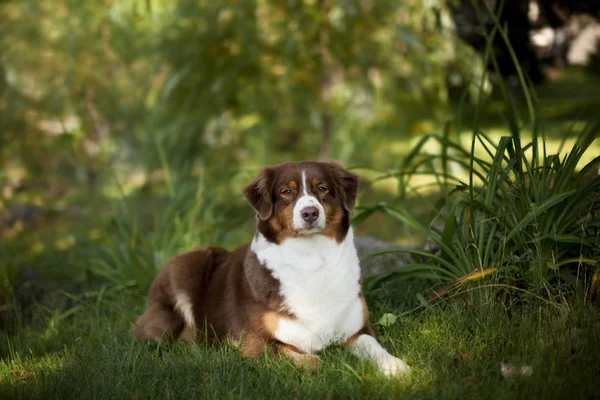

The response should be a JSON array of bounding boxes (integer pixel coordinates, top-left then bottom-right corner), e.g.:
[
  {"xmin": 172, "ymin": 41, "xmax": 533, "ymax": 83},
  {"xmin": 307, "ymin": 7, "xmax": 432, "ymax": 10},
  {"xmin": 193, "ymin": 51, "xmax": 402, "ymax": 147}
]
[{"xmin": 1, "ymin": 285, "xmax": 599, "ymax": 400}]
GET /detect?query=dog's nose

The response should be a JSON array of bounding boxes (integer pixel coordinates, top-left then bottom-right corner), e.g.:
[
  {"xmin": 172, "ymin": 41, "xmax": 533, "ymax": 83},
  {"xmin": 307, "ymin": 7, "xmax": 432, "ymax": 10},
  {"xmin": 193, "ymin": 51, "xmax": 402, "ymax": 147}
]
[{"xmin": 301, "ymin": 206, "xmax": 319, "ymax": 223}]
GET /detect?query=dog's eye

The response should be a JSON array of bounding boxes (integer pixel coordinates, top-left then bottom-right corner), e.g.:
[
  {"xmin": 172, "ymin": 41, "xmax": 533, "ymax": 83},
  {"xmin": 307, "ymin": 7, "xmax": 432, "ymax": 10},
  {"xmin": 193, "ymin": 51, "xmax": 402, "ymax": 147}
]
[
  {"xmin": 318, "ymin": 186, "xmax": 328, "ymax": 192},
  {"xmin": 281, "ymin": 189, "xmax": 292, "ymax": 195}
]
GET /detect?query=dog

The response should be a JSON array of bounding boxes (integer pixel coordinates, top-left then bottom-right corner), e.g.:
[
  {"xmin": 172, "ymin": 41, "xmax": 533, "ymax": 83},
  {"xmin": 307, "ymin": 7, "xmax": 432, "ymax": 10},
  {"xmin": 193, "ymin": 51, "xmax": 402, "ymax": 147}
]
[{"xmin": 131, "ymin": 161, "xmax": 410, "ymax": 376}]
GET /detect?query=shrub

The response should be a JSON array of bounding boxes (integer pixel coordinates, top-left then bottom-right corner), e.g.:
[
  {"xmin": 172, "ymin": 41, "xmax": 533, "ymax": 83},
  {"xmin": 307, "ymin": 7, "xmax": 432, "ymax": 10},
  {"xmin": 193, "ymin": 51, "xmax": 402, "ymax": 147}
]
[{"xmin": 358, "ymin": 114, "xmax": 599, "ymax": 304}]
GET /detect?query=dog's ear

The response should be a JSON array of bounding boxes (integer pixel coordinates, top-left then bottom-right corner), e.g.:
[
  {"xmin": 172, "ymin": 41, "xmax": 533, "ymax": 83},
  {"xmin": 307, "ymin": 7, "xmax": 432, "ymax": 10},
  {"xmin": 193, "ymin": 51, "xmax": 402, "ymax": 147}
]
[
  {"xmin": 243, "ymin": 168, "xmax": 274, "ymax": 220},
  {"xmin": 326, "ymin": 161, "xmax": 359, "ymax": 212}
]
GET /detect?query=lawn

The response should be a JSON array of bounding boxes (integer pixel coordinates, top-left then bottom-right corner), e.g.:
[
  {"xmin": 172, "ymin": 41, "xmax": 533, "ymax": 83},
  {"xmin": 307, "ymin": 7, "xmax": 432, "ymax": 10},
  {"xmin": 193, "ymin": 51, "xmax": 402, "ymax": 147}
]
[{"xmin": 1, "ymin": 279, "xmax": 599, "ymax": 399}]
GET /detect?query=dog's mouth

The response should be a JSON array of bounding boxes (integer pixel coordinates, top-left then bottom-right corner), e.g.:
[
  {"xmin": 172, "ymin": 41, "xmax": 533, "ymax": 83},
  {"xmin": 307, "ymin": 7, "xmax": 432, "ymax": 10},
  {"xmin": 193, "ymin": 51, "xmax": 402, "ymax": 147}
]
[{"xmin": 294, "ymin": 224, "xmax": 325, "ymax": 235}]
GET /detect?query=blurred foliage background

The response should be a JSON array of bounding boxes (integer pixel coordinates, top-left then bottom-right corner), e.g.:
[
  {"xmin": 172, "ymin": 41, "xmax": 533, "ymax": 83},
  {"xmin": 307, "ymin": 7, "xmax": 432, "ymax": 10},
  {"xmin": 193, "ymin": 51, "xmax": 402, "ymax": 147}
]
[
  {"xmin": 0, "ymin": 0, "xmax": 483, "ymax": 179},
  {"xmin": 1, "ymin": 0, "xmax": 600, "ymax": 298}
]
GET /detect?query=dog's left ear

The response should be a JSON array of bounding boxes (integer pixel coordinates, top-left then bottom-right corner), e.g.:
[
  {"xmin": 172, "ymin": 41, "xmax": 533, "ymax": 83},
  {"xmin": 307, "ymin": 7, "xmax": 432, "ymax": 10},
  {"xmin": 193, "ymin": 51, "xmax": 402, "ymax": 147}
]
[
  {"xmin": 243, "ymin": 168, "xmax": 274, "ymax": 220},
  {"xmin": 326, "ymin": 161, "xmax": 359, "ymax": 212}
]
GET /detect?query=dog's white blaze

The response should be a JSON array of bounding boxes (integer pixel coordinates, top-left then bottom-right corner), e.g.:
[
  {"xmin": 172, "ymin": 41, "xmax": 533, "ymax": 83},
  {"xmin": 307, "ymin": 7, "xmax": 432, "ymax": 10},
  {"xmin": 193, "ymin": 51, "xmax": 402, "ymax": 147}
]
[
  {"xmin": 350, "ymin": 334, "xmax": 411, "ymax": 376},
  {"xmin": 174, "ymin": 292, "xmax": 195, "ymax": 328},
  {"xmin": 301, "ymin": 170, "xmax": 308, "ymax": 196},
  {"xmin": 251, "ymin": 228, "xmax": 363, "ymax": 353},
  {"xmin": 293, "ymin": 170, "xmax": 326, "ymax": 231}
]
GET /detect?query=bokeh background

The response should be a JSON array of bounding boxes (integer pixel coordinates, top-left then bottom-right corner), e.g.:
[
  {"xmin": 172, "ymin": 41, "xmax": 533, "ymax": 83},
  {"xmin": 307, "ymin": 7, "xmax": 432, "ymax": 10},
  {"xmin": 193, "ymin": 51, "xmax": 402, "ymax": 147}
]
[{"xmin": 1, "ymin": 0, "xmax": 600, "ymax": 299}]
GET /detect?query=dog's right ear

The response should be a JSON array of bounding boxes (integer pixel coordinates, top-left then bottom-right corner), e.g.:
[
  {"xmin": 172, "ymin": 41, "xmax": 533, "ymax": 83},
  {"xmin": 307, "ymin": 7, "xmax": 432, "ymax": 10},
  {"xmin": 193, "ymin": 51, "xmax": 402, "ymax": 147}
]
[{"xmin": 243, "ymin": 168, "xmax": 273, "ymax": 220}]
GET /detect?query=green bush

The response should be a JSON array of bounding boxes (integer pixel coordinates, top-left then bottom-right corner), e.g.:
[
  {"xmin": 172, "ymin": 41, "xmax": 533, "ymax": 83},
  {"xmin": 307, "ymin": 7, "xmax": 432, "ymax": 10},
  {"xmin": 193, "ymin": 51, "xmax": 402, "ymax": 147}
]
[{"xmin": 358, "ymin": 119, "xmax": 599, "ymax": 302}]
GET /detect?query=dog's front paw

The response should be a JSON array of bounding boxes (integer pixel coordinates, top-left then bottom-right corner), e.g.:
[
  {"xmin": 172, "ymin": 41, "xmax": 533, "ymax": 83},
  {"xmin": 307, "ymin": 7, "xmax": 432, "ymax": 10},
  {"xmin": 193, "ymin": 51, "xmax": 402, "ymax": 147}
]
[{"xmin": 377, "ymin": 355, "xmax": 411, "ymax": 377}]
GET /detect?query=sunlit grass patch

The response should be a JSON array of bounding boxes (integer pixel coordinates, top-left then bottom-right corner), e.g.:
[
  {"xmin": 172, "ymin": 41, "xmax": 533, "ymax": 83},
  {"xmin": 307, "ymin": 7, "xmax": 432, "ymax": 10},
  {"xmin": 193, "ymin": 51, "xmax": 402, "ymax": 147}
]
[{"xmin": 0, "ymin": 350, "xmax": 69, "ymax": 392}]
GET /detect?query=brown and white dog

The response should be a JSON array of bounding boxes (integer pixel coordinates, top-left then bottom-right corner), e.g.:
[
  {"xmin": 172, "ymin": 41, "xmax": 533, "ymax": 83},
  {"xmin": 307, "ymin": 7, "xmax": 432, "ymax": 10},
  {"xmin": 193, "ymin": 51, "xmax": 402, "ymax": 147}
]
[{"xmin": 132, "ymin": 161, "xmax": 410, "ymax": 376}]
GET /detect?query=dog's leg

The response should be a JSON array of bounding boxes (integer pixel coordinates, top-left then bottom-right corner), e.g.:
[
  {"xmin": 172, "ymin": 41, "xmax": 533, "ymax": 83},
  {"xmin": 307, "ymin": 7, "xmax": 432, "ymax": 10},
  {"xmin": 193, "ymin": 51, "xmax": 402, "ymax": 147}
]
[
  {"xmin": 235, "ymin": 331, "xmax": 270, "ymax": 359},
  {"xmin": 275, "ymin": 343, "xmax": 321, "ymax": 372},
  {"xmin": 131, "ymin": 303, "xmax": 184, "ymax": 342},
  {"xmin": 346, "ymin": 334, "xmax": 410, "ymax": 377},
  {"xmin": 235, "ymin": 332, "xmax": 321, "ymax": 372}
]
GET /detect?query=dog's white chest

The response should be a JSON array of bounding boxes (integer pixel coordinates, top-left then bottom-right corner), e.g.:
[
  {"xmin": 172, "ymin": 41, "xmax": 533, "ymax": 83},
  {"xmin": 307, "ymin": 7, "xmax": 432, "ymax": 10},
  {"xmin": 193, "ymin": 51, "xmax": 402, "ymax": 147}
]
[{"xmin": 251, "ymin": 229, "xmax": 364, "ymax": 353}]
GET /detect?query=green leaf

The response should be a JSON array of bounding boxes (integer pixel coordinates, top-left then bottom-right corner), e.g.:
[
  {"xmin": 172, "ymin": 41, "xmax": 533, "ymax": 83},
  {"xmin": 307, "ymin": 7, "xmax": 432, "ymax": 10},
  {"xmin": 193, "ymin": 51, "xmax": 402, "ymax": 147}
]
[
  {"xmin": 441, "ymin": 193, "xmax": 468, "ymax": 261},
  {"xmin": 504, "ymin": 190, "xmax": 576, "ymax": 243},
  {"xmin": 416, "ymin": 293, "xmax": 429, "ymax": 308},
  {"xmin": 377, "ymin": 313, "xmax": 397, "ymax": 327}
]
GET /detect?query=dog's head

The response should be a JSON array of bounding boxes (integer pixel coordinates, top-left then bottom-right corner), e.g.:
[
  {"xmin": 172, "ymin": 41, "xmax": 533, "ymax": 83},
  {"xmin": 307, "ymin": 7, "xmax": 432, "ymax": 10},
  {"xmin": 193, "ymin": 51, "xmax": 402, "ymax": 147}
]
[{"xmin": 243, "ymin": 161, "xmax": 359, "ymax": 243}]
